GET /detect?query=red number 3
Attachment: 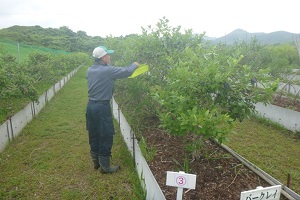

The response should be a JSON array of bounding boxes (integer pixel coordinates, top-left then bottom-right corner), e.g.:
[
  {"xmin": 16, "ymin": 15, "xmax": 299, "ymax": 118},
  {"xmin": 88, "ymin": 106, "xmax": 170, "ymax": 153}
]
[{"xmin": 176, "ymin": 176, "xmax": 186, "ymax": 185}]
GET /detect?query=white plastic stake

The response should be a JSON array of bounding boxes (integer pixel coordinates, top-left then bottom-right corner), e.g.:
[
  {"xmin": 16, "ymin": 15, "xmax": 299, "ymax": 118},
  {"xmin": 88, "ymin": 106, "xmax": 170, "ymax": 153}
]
[{"xmin": 176, "ymin": 187, "xmax": 183, "ymax": 200}]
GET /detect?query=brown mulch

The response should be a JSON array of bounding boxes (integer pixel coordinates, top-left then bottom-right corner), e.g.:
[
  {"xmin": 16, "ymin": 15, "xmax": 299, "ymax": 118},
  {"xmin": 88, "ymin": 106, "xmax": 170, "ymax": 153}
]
[{"xmin": 272, "ymin": 95, "xmax": 300, "ymax": 112}]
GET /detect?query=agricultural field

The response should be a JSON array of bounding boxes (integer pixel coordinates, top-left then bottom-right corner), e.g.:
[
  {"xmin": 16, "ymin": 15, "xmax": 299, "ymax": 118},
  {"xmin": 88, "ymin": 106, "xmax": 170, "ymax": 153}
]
[
  {"xmin": 110, "ymin": 19, "xmax": 300, "ymax": 198},
  {"xmin": 0, "ymin": 40, "xmax": 89, "ymax": 123},
  {"xmin": 1, "ymin": 20, "xmax": 300, "ymax": 199}
]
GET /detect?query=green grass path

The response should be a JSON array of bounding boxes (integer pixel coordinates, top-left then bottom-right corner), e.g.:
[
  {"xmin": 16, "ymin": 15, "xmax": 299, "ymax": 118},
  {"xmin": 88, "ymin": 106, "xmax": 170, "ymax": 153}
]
[
  {"xmin": 225, "ymin": 119, "xmax": 300, "ymax": 194},
  {"xmin": 0, "ymin": 66, "xmax": 144, "ymax": 199}
]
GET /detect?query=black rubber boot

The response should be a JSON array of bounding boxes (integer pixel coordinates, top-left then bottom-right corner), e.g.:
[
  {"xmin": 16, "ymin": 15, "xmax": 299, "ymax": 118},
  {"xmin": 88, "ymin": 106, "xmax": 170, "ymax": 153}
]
[
  {"xmin": 99, "ymin": 156, "xmax": 120, "ymax": 174},
  {"xmin": 91, "ymin": 152, "xmax": 100, "ymax": 170}
]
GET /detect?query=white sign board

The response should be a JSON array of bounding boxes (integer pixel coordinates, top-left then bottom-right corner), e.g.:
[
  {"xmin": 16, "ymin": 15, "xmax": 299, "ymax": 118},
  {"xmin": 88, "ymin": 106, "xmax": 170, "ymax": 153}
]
[
  {"xmin": 166, "ymin": 171, "xmax": 196, "ymax": 189},
  {"xmin": 240, "ymin": 185, "xmax": 281, "ymax": 200}
]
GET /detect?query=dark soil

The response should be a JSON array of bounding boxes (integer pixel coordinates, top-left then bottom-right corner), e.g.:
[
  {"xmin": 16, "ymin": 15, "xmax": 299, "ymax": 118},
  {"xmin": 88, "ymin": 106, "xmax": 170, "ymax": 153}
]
[
  {"xmin": 139, "ymin": 96, "xmax": 299, "ymax": 199},
  {"xmin": 272, "ymin": 95, "xmax": 300, "ymax": 112}
]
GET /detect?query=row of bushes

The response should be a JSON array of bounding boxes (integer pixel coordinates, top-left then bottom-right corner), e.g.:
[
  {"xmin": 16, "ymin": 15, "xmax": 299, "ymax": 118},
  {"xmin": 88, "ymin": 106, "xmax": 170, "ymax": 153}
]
[
  {"xmin": 0, "ymin": 47, "xmax": 89, "ymax": 123},
  {"xmin": 101, "ymin": 18, "xmax": 285, "ymax": 147}
]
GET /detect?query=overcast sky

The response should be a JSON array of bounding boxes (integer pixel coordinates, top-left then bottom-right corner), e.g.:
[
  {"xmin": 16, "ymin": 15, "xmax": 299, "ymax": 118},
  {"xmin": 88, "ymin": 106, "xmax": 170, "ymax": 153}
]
[{"xmin": 0, "ymin": 0, "xmax": 299, "ymax": 38}]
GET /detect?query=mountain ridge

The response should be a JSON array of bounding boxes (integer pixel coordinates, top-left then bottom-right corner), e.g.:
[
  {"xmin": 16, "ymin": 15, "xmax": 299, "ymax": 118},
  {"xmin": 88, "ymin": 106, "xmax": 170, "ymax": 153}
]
[
  {"xmin": 208, "ymin": 28, "xmax": 300, "ymax": 45},
  {"xmin": 1, "ymin": 25, "xmax": 299, "ymax": 47}
]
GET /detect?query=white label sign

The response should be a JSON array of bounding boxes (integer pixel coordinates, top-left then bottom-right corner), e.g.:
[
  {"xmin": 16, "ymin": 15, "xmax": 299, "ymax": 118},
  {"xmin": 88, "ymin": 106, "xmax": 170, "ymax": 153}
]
[
  {"xmin": 240, "ymin": 185, "xmax": 281, "ymax": 200},
  {"xmin": 166, "ymin": 171, "xmax": 196, "ymax": 189}
]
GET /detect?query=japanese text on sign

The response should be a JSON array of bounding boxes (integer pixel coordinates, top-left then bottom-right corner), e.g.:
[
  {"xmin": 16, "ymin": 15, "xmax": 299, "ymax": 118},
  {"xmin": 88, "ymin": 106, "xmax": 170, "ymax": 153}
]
[{"xmin": 240, "ymin": 185, "xmax": 281, "ymax": 200}]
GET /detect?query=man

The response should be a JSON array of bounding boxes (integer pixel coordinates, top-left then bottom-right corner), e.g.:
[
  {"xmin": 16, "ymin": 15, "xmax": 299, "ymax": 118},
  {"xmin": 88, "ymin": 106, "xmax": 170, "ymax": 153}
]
[{"xmin": 86, "ymin": 46, "xmax": 139, "ymax": 173}]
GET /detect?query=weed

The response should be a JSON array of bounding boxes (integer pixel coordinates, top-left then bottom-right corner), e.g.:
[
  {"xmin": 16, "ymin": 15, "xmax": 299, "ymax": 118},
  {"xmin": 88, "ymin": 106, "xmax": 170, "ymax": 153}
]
[
  {"xmin": 139, "ymin": 136, "xmax": 156, "ymax": 162},
  {"xmin": 172, "ymin": 156, "xmax": 190, "ymax": 173}
]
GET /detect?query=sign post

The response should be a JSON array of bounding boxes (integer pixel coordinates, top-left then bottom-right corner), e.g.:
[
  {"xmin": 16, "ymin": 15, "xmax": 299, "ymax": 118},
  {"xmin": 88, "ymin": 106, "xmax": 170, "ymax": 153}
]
[
  {"xmin": 240, "ymin": 185, "xmax": 282, "ymax": 200},
  {"xmin": 166, "ymin": 171, "xmax": 197, "ymax": 200}
]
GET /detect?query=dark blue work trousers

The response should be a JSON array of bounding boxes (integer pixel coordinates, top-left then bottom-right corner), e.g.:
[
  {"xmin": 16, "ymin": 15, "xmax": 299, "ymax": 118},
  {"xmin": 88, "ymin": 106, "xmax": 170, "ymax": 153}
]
[{"xmin": 86, "ymin": 100, "xmax": 115, "ymax": 157}]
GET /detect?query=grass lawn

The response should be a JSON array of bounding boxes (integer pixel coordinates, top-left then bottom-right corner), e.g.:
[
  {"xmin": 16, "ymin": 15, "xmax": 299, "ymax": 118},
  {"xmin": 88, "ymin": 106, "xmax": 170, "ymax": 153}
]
[
  {"xmin": 225, "ymin": 118, "xmax": 300, "ymax": 194},
  {"xmin": 0, "ymin": 66, "xmax": 145, "ymax": 199}
]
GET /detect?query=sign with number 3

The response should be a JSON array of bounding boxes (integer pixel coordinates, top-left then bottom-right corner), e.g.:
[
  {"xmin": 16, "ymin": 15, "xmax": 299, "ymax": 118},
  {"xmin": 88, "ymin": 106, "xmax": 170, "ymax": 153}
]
[
  {"xmin": 176, "ymin": 175, "xmax": 187, "ymax": 187},
  {"xmin": 166, "ymin": 171, "xmax": 197, "ymax": 200},
  {"xmin": 166, "ymin": 171, "xmax": 196, "ymax": 189}
]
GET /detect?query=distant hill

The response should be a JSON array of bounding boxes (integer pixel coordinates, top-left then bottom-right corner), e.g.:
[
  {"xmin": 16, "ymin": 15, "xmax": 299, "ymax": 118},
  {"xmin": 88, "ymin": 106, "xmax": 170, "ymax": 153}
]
[
  {"xmin": 1, "ymin": 26, "xmax": 299, "ymax": 50},
  {"xmin": 209, "ymin": 29, "xmax": 300, "ymax": 45},
  {"xmin": 0, "ymin": 25, "xmax": 101, "ymax": 52}
]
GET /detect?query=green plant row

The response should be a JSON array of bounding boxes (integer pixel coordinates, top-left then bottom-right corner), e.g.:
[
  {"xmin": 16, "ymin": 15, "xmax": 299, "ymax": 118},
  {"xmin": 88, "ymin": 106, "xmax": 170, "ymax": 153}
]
[
  {"xmin": 106, "ymin": 18, "xmax": 280, "ymax": 146},
  {"xmin": 0, "ymin": 44, "xmax": 89, "ymax": 123},
  {"xmin": 105, "ymin": 18, "xmax": 300, "ymax": 194},
  {"xmin": 104, "ymin": 17, "xmax": 299, "ymax": 193}
]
